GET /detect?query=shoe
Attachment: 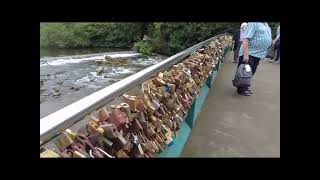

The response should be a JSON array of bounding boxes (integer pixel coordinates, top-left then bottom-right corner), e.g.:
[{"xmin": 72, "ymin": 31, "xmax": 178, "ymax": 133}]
[
  {"xmin": 239, "ymin": 90, "xmax": 251, "ymax": 96},
  {"xmin": 247, "ymin": 88, "xmax": 253, "ymax": 94},
  {"xmin": 269, "ymin": 59, "xmax": 274, "ymax": 62}
]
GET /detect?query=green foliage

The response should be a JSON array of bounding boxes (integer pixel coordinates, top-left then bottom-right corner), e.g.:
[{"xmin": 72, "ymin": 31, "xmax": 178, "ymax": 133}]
[
  {"xmin": 40, "ymin": 22, "xmax": 279, "ymax": 56},
  {"xmin": 144, "ymin": 22, "xmax": 239, "ymax": 55},
  {"xmin": 268, "ymin": 22, "xmax": 280, "ymax": 38},
  {"xmin": 134, "ymin": 41, "xmax": 153, "ymax": 55},
  {"xmin": 40, "ymin": 23, "xmax": 145, "ymax": 48}
]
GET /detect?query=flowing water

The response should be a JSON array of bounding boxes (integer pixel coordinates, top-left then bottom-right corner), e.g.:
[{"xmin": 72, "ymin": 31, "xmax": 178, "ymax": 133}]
[{"xmin": 40, "ymin": 48, "xmax": 166, "ymax": 118}]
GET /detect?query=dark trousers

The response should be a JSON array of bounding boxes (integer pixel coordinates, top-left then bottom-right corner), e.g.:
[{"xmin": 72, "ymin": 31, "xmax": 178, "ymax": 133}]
[
  {"xmin": 274, "ymin": 46, "xmax": 280, "ymax": 61},
  {"xmin": 233, "ymin": 42, "xmax": 242, "ymax": 62},
  {"xmin": 237, "ymin": 55, "xmax": 261, "ymax": 93}
]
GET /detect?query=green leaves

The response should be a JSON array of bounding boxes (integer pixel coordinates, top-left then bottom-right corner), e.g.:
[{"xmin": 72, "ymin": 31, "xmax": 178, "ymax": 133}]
[
  {"xmin": 40, "ymin": 22, "xmax": 279, "ymax": 56},
  {"xmin": 40, "ymin": 23, "xmax": 145, "ymax": 49}
]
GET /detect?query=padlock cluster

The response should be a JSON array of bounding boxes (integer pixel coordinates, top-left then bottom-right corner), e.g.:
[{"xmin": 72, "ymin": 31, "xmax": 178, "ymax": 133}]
[{"xmin": 40, "ymin": 35, "xmax": 233, "ymax": 158}]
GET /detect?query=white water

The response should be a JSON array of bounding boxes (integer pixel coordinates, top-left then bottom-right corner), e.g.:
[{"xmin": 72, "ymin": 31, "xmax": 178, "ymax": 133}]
[{"xmin": 40, "ymin": 52, "xmax": 142, "ymax": 67}]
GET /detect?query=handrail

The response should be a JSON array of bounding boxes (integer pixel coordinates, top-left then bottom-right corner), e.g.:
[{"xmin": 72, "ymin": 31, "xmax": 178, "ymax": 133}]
[{"xmin": 40, "ymin": 33, "xmax": 229, "ymax": 145}]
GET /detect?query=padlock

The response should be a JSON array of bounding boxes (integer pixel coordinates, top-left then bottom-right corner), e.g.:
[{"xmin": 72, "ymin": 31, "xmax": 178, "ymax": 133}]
[
  {"xmin": 59, "ymin": 149, "xmax": 72, "ymax": 158},
  {"xmin": 153, "ymin": 138, "xmax": 164, "ymax": 152},
  {"xmin": 78, "ymin": 125, "xmax": 88, "ymax": 136},
  {"xmin": 99, "ymin": 107, "xmax": 109, "ymax": 122},
  {"xmin": 123, "ymin": 94, "xmax": 139, "ymax": 112},
  {"xmin": 115, "ymin": 132, "xmax": 128, "ymax": 148},
  {"xmin": 120, "ymin": 102, "xmax": 131, "ymax": 122},
  {"xmin": 89, "ymin": 115, "xmax": 100, "ymax": 124},
  {"xmin": 115, "ymin": 149, "xmax": 128, "ymax": 158},
  {"xmin": 102, "ymin": 136, "xmax": 113, "ymax": 148},
  {"xmin": 40, "ymin": 149, "xmax": 61, "ymax": 158},
  {"xmin": 142, "ymin": 94, "xmax": 155, "ymax": 114},
  {"xmin": 136, "ymin": 98, "xmax": 146, "ymax": 112},
  {"xmin": 109, "ymin": 108, "xmax": 128, "ymax": 128},
  {"xmin": 65, "ymin": 129, "xmax": 77, "ymax": 141},
  {"xmin": 110, "ymin": 104, "xmax": 122, "ymax": 109},
  {"xmin": 150, "ymin": 140, "xmax": 159, "ymax": 153},
  {"xmin": 152, "ymin": 77, "xmax": 166, "ymax": 87},
  {"xmin": 72, "ymin": 150, "xmax": 86, "ymax": 158},
  {"xmin": 144, "ymin": 123, "xmax": 156, "ymax": 137},
  {"xmin": 90, "ymin": 148, "xmax": 105, "ymax": 158},
  {"xmin": 100, "ymin": 123, "xmax": 118, "ymax": 138},
  {"xmin": 54, "ymin": 131, "xmax": 74, "ymax": 151},
  {"xmin": 70, "ymin": 144, "xmax": 90, "ymax": 157},
  {"xmin": 87, "ymin": 121, "xmax": 104, "ymax": 135},
  {"xmin": 133, "ymin": 118, "xmax": 143, "ymax": 131},
  {"xmin": 88, "ymin": 133, "xmax": 105, "ymax": 149}
]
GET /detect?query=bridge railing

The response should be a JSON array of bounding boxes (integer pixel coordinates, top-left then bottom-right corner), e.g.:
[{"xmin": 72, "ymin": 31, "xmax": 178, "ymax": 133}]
[{"xmin": 40, "ymin": 33, "xmax": 231, "ymax": 146}]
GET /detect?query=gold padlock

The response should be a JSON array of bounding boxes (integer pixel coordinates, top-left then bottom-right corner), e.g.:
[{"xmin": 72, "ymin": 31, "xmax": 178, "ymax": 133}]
[
  {"xmin": 65, "ymin": 129, "xmax": 77, "ymax": 141},
  {"xmin": 72, "ymin": 151, "xmax": 86, "ymax": 158},
  {"xmin": 54, "ymin": 131, "xmax": 74, "ymax": 151},
  {"xmin": 40, "ymin": 149, "xmax": 61, "ymax": 158},
  {"xmin": 116, "ymin": 149, "xmax": 128, "ymax": 158},
  {"xmin": 87, "ymin": 121, "xmax": 104, "ymax": 135},
  {"xmin": 152, "ymin": 77, "xmax": 166, "ymax": 87}
]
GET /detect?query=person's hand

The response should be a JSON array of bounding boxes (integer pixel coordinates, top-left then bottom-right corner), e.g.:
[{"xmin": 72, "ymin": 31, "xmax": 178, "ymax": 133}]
[{"xmin": 243, "ymin": 54, "xmax": 249, "ymax": 63}]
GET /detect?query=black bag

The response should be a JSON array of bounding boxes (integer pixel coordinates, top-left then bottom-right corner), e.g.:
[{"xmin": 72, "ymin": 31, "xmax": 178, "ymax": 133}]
[
  {"xmin": 232, "ymin": 64, "xmax": 252, "ymax": 88},
  {"xmin": 266, "ymin": 45, "xmax": 275, "ymax": 59}
]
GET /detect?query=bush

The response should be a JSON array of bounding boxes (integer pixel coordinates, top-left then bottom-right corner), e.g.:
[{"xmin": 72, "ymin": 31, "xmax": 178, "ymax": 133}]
[
  {"xmin": 40, "ymin": 23, "xmax": 146, "ymax": 49},
  {"xmin": 134, "ymin": 40, "xmax": 153, "ymax": 56}
]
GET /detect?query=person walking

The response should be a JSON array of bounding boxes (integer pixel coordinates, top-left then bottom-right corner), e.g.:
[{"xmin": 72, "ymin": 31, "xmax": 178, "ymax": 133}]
[
  {"xmin": 272, "ymin": 25, "xmax": 280, "ymax": 62},
  {"xmin": 233, "ymin": 22, "xmax": 248, "ymax": 63},
  {"xmin": 237, "ymin": 22, "xmax": 272, "ymax": 96}
]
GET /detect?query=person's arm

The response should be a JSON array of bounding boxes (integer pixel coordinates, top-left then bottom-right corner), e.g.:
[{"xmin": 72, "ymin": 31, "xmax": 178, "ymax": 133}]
[
  {"xmin": 273, "ymin": 33, "xmax": 280, "ymax": 44},
  {"xmin": 242, "ymin": 38, "xmax": 249, "ymax": 63},
  {"xmin": 242, "ymin": 23, "xmax": 256, "ymax": 63}
]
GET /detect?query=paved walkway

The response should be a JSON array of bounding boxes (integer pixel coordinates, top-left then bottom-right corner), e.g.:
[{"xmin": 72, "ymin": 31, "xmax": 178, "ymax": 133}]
[{"xmin": 181, "ymin": 52, "xmax": 280, "ymax": 157}]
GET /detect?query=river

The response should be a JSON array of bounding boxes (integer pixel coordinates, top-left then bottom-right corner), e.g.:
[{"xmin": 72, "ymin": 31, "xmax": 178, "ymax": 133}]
[{"xmin": 40, "ymin": 48, "xmax": 166, "ymax": 118}]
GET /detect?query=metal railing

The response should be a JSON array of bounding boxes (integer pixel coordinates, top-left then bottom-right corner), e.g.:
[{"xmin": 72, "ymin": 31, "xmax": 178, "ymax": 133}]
[{"xmin": 40, "ymin": 33, "xmax": 229, "ymax": 146}]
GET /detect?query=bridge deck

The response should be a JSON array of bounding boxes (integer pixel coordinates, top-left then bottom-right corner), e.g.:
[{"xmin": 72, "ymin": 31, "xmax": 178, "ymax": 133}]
[{"xmin": 181, "ymin": 53, "xmax": 280, "ymax": 157}]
